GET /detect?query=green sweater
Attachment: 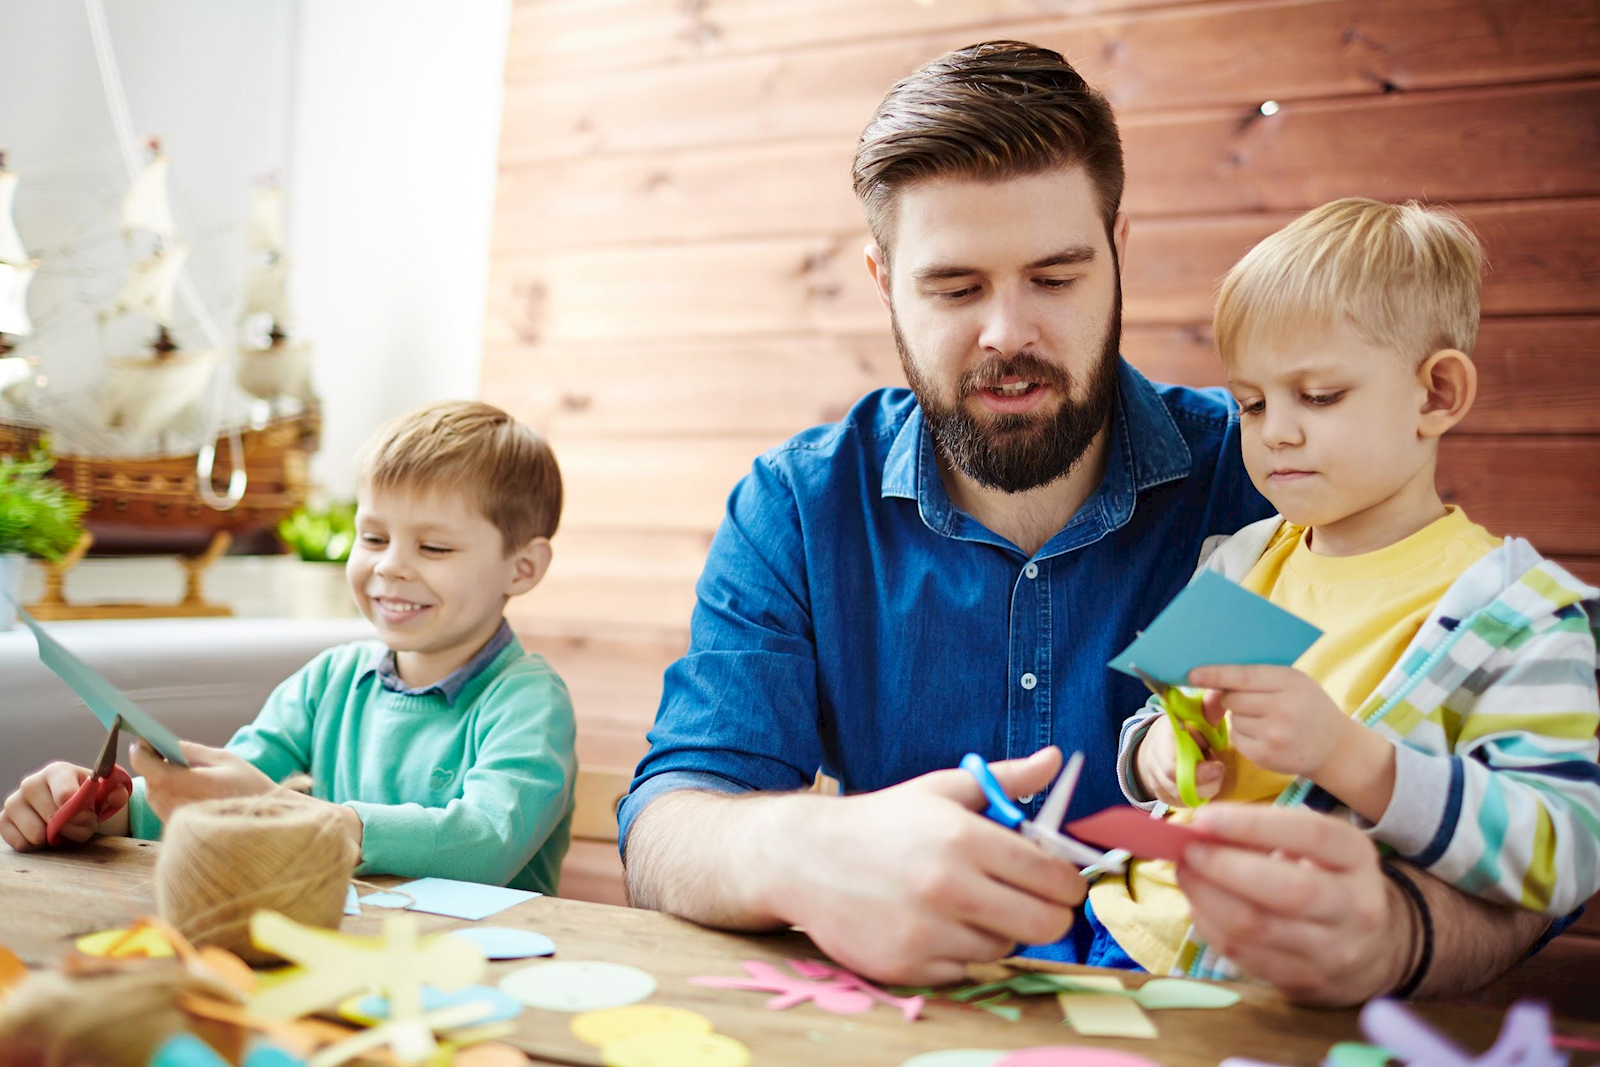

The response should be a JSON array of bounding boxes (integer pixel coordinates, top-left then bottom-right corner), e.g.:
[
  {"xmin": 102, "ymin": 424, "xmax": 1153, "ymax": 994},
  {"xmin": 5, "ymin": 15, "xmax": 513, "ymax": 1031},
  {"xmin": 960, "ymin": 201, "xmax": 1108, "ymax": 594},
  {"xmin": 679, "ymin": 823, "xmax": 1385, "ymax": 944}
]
[{"xmin": 128, "ymin": 632, "xmax": 576, "ymax": 894}]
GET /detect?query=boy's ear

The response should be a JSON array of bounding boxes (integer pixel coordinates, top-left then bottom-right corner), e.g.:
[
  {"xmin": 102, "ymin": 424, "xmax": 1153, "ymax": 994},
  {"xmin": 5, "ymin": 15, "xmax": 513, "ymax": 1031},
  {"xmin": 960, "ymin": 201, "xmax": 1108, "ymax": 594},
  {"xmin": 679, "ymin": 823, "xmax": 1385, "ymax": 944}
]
[
  {"xmin": 507, "ymin": 537, "xmax": 553, "ymax": 596},
  {"xmin": 864, "ymin": 241, "xmax": 893, "ymax": 313},
  {"xmin": 1417, "ymin": 349, "xmax": 1477, "ymax": 439}
]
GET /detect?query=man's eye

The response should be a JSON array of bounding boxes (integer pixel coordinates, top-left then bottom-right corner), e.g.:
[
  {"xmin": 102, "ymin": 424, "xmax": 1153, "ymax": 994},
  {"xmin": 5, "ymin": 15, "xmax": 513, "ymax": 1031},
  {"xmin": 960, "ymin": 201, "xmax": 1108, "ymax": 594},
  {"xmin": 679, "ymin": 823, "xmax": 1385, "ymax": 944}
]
[
  {"xmin": 935, "ymin": 287, "xmax": 976, "ymax": 302},
  {"xmin": 1035, "ymin": 277, "xmax": 1078, "ymax": 290}
]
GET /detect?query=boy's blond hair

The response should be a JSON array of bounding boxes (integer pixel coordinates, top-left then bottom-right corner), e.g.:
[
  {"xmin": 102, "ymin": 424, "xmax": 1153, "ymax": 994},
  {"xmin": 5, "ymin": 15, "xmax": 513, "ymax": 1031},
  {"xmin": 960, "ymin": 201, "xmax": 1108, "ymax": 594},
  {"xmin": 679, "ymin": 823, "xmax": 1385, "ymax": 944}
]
[
  {"xmin": 1214, "ymin": 198, "xmax": 1484, "ymax": 365},
  {"xmin": 355, "ymin": 400, "xmax": 562, "ymax": 551}
]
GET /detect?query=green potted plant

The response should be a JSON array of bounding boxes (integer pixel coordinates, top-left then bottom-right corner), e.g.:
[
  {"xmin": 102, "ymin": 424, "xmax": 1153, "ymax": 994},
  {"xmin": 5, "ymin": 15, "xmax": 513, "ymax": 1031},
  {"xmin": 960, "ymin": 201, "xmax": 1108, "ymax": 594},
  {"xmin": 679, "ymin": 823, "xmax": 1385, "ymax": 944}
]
[
  {"xmin": 0, "ymin": 447, "xmax": 87, "ymax": 630},
  {"xmin": 277, "ymin": 500, "xmax": 359, "ymax": 618}
]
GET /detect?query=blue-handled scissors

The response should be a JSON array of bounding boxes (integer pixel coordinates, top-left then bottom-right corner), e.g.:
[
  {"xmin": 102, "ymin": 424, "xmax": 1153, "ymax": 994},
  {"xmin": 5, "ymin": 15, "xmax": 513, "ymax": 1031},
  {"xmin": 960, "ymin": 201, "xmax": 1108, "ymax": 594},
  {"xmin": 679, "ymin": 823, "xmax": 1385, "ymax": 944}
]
[{"xmin": 960, "ymin": 751, "xmax": 1123, "ymax": 873}]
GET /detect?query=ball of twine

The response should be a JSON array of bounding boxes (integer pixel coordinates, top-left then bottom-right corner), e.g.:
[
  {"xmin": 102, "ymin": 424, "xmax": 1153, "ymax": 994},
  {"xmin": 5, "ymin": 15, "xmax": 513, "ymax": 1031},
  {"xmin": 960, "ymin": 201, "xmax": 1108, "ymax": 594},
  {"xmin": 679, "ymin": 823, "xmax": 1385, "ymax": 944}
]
[{"xmin": 155, "ymin": 794, "xmax": 358, "ymax": 965}]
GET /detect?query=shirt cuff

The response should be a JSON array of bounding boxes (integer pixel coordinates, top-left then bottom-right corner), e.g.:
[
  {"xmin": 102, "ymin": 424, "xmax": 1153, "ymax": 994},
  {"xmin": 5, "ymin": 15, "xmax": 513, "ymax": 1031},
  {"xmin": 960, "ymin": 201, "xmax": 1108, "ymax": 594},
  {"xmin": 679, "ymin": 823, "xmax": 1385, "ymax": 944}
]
[
  {"xmin": 616, "ymin": 769, "xmax": 749, "ymax": 857},
  {"xmin": 1367, "ymin": 742, "xmax": 1451, "ymax": 859},
  {"xmin": 342, "ymin": 800, "xmax": 436, "ymax": 877},
  {"xmin": 126, "ymin": 777, "xmax": 165, "ymax": 840},
  {"xmin": 1116, "ymin": 713, "xmax": 1162, "ymax": 809}
]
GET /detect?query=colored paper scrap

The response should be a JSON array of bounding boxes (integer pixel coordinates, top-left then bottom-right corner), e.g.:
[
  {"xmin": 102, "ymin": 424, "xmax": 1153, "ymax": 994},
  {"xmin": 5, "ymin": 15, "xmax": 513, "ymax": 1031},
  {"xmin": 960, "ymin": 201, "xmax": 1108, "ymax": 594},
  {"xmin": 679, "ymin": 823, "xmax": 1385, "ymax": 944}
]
[
  {"xmin": 899, "ymin": 1053, "xmax": 1008, "ymax": 1067},
  {"xmin": 76, "ymin": 925, "xmax": 175, "ymax": 958},
  {"xmin": 248, "ymin": 911, "xmax": 485, "ymax": 1023},
  {"xmin": 499, "ymin": 960, "xmax": 657, "ymax": 1012},
  {"xmin": 1067, "ymin": 807, "xmax": 1222, "ymax": 863},
  {"xmin": 572, "ymin": 1005, "xmax": 715, "ymax": 1048},
  {"xmin": 599, "ymin": 1031, "xmax": 752, "ymax": 1067},
  {"xmin": 0, "ymin": 944, "xmax": 25, "ymax": 996},
  {"xmin": 359, "ymin": 877, "xmax": 540, "ymax": 921},
  {"xmin": 446, "ymin": 926, "xmax": 556, "ymax": 960},
  {"xmin": 1057, "ymin": 990, "xmax": 1158, "ymax": 1039},
  {"xmin": 690, "ymin": 958, "xmax": 925, "ymax": 1018},
  {"xmin": 997, "ymin": 1050, "xmax": 1165, "ymax": 1067},
  {"xmin": 149, "ymin": 1033, "xmax": 308, "ymax": 1067},
  {"xmin": 453, "ymin": 1045, "xmax": 532, "ymax": 1067},
  {"xmin": 1325, "ymin": 1045, "xmax": 1396, "ymax": 1067},
  {"xmin": 7, "ymin": 598, "xmax": 189, "ymax": 765},
  {"xmin": 1108, "ymin": 570, "xmax": 1322, "ymax": 688},
  {"xmin": 357, "ymin": 984, "xmax": 522, "ymax": 1025},
  {"xmin": 787, "ymin": 958, "xmax": 924, "ymax": 1021},
  {"xmin": 343, "ymin": 886, "xmax": 361, "ymax": 916},
  {"xmin": 1132, "ymin": 977, "xmax": 1240, "ymax": 1010}
]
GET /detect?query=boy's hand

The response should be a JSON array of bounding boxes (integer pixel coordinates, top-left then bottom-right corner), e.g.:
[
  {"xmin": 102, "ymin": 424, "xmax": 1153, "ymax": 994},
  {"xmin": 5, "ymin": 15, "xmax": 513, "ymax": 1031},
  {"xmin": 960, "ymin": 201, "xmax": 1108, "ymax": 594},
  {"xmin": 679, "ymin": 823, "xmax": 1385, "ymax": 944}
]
[
  {"xmin": 131, "ymin": 741, "xmax": 279, "ymax": 822},
  {"xmin": 1190, "ymin": 665, "xmax": 1352, "ymax": 780},
  {"xmin": 1134, "ymin": 712, "xmax": 1224, "ymax": 808},
  {"xmin": 1, "ymin": 761, "xmax": 129, "ymax": 851}
]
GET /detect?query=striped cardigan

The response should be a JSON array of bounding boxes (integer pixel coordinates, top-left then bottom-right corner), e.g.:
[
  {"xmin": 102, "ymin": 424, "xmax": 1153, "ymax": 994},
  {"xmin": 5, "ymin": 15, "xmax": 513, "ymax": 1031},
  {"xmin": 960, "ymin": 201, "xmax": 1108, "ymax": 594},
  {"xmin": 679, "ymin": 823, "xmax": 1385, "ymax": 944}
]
[{"xmin": 1110, "ymin": 515, "xmax": 1600, "ymax": 982}]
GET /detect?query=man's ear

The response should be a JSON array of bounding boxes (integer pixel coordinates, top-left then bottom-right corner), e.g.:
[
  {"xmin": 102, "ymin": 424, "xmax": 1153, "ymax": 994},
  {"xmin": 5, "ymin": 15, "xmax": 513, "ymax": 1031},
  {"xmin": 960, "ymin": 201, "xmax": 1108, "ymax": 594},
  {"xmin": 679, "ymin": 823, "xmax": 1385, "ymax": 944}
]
[
  {"xmin": 507, "ymin": 537, "xmax": 553, "ymax": 596},
  {"xmin": 864, "ymin": 241, "xmax": 893, "ymax": 312},
  {"xmin": 1417, "ymin": 349, "xmax": 1477, "ymax": 439},
  {"xmin": 1111, "ymin": 210, "xmax": 1130, "ymax": 277}
]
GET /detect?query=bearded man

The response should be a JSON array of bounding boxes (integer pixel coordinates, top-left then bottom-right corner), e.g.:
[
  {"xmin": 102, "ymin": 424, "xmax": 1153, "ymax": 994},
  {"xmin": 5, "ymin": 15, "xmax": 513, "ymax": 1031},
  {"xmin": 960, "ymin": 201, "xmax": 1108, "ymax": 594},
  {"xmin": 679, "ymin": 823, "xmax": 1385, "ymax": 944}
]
[{"xmin": 617, "ymin": 41, "xmax": 1560, "ymax": 1005}]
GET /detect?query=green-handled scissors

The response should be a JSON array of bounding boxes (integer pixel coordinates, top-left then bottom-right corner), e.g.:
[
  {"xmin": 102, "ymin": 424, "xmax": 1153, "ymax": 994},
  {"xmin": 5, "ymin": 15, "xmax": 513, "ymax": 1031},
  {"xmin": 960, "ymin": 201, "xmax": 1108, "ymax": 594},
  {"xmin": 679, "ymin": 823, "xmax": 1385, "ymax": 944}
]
[{"xmin": 1130, "ymin": 665, "xmax": 1228, "ymax": 808}]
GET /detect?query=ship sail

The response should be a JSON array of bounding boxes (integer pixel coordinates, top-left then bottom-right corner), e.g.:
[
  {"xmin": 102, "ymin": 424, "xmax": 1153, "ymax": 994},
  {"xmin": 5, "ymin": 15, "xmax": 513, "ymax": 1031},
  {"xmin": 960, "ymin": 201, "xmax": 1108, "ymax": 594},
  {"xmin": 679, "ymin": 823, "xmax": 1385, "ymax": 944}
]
[
  {"xmin": 243, "ymin": 255, "xmax": 289, "ymax": 322},
  {"xmin": 0, "ymin": 168, "xmax": 27, "ymax": 266},
  {"xmin": 100, "ymin": 349, "xmax": 218, "ymax": 439},
  {"xmin": 0, "ymin": 263, "xmax": 33, "ymax": 336},
  {"xmin": 109, "ymin": 242, "xmax": 188, "ymax": 327},
  {"xmin": 122, "ymin": 153, "xmax": 177, "ymax": 238}
]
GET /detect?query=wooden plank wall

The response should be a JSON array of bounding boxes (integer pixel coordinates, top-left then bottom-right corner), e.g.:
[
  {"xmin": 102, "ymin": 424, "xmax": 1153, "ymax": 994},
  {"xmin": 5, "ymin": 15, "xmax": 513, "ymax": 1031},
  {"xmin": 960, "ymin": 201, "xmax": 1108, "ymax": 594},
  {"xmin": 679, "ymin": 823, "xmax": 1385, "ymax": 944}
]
[{"xmin": 481, "ymin": 0, "xmax": 1600, "ymax": 904}]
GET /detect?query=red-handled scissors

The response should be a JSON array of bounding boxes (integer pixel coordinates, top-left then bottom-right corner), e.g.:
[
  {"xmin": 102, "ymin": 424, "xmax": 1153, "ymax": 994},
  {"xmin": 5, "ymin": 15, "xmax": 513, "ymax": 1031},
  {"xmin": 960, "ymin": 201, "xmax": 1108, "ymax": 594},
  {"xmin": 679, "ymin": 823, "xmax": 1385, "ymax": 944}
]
[{"xmin": 46, "ymin": 716, "xmax": 133, "ymax": 846}]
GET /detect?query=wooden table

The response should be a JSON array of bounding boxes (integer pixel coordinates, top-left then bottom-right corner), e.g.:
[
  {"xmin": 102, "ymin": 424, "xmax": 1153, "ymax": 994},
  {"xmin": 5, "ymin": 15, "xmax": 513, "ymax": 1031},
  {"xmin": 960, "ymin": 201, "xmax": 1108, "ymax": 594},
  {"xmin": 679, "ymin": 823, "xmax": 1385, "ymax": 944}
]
[{"xmin": 4, "ymin": 840, "xmax": 1596, "ymax": 1067}]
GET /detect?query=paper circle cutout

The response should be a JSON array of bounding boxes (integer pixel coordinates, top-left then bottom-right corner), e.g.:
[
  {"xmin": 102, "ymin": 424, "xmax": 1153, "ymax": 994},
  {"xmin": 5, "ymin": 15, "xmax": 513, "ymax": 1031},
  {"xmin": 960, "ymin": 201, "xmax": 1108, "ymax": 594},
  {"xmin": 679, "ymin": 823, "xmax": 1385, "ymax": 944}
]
[
  {"xmin": 996, "ymin": 1049, "xmax": 1166, "ymax": 1067},
  {"xmin": 446, "ymin": 926, "xmax": 556, "ymax": 960},
  {"xmin": 600, "ymin": 1031, "xmax": 752, "ymax": 1067},
  {"xmin": 900, "ymin": 1052, "xmax": 1009, "ymax": 1067},
  {"xmin": 572, "ymin": 1004, "xmax": 716, "ymax": 1048},
  {"xmin": 499, "ymin": 960, "xmax": 657, "ymax": 1012},
  {"xmin": 356, "ymin": 984, "xmax": 523, "ymax": 1024}
]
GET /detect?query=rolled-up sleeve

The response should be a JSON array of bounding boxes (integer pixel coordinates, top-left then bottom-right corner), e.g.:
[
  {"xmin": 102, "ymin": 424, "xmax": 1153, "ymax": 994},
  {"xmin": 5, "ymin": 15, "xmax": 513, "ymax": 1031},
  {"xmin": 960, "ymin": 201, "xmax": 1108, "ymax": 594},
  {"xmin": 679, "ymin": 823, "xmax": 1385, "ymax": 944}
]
[{"xmin": 618, "ymin": 454, "xmax": 822, "ymax": 851}]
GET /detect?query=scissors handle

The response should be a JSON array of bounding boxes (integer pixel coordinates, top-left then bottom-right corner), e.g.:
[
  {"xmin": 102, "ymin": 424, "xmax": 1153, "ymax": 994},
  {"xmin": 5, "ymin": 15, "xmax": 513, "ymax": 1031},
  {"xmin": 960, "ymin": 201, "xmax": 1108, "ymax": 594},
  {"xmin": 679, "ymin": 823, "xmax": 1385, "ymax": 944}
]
[
  {"xmin": 45, "ymin": 765, "xmax": 133, "ymax": 846},
  {"xmin": 960, "ymin": 753, "xmax": 1025, "ymax": 829},
  {"xmin": 1160, "ymin": 688, "xmax": 1227, "ymax": 808}
]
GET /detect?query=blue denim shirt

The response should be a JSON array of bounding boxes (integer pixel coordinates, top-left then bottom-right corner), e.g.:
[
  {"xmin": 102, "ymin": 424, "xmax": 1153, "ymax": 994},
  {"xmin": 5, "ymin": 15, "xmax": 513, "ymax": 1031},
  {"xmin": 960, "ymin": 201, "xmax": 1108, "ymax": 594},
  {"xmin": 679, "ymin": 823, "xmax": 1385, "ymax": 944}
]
[{"xmin": 620, "ymin": 360, "xmax": 1272, "ymax": 847}]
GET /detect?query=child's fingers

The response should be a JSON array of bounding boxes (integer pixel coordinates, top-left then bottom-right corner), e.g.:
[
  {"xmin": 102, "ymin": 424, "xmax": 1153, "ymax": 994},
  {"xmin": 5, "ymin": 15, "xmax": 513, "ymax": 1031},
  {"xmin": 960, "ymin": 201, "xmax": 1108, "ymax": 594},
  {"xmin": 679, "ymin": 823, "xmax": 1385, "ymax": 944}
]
[
  {"xmin": 44, "ymin": 763, "xmax": 91, "ymax": 808},
  {"xmin": 57, "ymin": 810, "xmax": 97, "ymax": 843},
  {"xmin": 1201, "ymin": 689, "xmax": 1227, "ymax": 726},
  {"xmin": 1195, "ymin": 760, "xmax": 1225, "ymax": 800},
  {"xmin": 105, "ymin": 783, "xmax": 130, "ymax": 812},
  {"xmin": 1188, "ymin": 664, "xmax": 1295, "ymax": 692},
  {"xmin": 2, "ymin": 790, "xmax": 49, "ymax": 847}
]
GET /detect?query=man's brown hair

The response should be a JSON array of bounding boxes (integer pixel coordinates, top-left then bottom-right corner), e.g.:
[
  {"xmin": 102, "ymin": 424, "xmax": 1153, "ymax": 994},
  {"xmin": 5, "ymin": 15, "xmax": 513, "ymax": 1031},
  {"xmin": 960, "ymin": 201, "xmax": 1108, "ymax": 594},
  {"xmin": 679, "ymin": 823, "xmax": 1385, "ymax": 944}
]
[
  {"xmin": 852, "ymin": 40, "xmax": 1125, "ymax": 262},
  {"xmin": 355, "ymin": 400, "xmax": 562, "ymax": 551}
]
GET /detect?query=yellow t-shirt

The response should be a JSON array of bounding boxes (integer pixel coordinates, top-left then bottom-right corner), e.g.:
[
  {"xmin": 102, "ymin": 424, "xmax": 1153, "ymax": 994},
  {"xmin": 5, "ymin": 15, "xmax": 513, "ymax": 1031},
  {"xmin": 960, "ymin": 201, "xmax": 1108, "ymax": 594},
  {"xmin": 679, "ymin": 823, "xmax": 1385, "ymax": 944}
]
[{"xmin": 1089, "ymin": 507, "xmax": 1501, "ymax": 974}]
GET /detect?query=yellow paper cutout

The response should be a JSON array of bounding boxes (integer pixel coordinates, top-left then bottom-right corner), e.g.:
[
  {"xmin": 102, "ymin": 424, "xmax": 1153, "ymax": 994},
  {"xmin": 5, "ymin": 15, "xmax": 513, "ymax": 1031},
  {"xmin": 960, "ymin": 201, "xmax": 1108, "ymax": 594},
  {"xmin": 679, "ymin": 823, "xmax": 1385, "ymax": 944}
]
[
  {"xmin": 249, "ymin": 910, "xmax": 486, "ymax": 1066},
  {"xmin": 572, "ymin": 1005, "xmax": 715, "ymax": 1048},
  {"xmin": 76, "ymin": 925, "xmax": 175, "ymax": 958},
  {"xmin": 599, "ymin": 1031, "xmax": 752, "ymax": 1067},
  {"xmin": 1056, "ymin": 990, "xmax": 1159, "ymax": 1039},
  {"xmin": 0, "ymin": 944, "xmax": 26, "ymax": 997},
  {"xmin": 305, "ymin": 1001, "xmax": 494, "ymax": 1067}
]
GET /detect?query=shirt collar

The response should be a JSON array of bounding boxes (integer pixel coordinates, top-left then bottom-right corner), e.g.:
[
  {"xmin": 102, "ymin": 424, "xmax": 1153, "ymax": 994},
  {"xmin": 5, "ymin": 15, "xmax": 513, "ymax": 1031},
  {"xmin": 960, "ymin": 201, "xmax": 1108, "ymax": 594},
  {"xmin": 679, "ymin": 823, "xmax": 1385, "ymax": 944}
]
[
  {"xmin": 881, "ymin": 358, "xmax": 1193, "ymax": 544},
  {"xmin": 363, "ymin": 617, "xmax": 515, "ymax": 705}
]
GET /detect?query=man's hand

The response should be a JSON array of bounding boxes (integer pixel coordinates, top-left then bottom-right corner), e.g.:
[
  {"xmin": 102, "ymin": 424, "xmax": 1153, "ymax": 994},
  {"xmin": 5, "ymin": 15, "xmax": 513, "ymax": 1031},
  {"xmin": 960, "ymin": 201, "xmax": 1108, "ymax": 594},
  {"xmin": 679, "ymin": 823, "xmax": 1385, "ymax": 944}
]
[
  {"xmin": 1190, "ymin": 665, "xmax": 1351, "ymax": 779},
  {"xmin": 1177, "ymin": 803, "xmax": 1413, "ymax": 1006},
  {"xmin": 131, "ymin": 741, "xmax": 279, "ymax": 822},
  {"xmin": 0, "ymin": 762, "xmax": 129, "ymax": 851},
  {"xmin": 1134, "ymin": 712, "xmax": 1224, "ymax": 807},
  {"xmin": 767, "ymin": 747, "xmax": 1086, "ymax": 985}
]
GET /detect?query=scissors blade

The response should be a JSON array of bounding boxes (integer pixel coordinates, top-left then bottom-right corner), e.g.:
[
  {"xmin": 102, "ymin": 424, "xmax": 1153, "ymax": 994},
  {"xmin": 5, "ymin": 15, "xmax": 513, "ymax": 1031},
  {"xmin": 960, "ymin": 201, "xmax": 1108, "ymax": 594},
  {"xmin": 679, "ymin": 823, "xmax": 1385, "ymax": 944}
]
[
  {"xmin": 91, "ymin": 716, "xmax": 122, "ymax": 778},
  {"xmin": 1129, "ymin": 664, "xmax": 1169, "ymax": 700},
  {"xmin": 1033, "ymin": 750, "xmax": 1081, "ymax": 834}
]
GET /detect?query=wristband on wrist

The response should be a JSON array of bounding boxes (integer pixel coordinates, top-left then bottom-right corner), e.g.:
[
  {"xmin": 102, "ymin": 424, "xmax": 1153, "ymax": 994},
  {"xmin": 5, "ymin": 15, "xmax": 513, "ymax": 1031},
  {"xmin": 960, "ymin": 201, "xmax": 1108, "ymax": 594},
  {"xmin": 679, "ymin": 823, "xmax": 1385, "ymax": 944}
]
[{"xmin": 1380, "ymin": 861, "xmax": 1433, "ymax": 999}]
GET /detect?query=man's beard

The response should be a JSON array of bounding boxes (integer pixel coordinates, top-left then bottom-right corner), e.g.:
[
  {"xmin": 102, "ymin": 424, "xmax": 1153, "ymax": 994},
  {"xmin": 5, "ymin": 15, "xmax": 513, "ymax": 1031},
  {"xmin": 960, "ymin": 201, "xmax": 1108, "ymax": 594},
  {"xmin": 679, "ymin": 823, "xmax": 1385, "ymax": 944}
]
[{"xmin": 895, "ymin": 289, "xmax": 1122, "ymax": 495}]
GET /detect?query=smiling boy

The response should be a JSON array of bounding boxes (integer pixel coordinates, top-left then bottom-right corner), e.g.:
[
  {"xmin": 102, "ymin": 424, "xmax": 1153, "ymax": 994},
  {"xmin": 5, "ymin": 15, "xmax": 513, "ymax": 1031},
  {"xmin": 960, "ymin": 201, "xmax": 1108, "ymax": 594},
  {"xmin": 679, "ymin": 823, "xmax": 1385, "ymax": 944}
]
[
  {"xmin": 1, "ymin": 401, "xmax": 577, "ymax": 894},
  {"xmin": 1086, "ymin": 199, "xmax": 1600, "ymax": 981}
]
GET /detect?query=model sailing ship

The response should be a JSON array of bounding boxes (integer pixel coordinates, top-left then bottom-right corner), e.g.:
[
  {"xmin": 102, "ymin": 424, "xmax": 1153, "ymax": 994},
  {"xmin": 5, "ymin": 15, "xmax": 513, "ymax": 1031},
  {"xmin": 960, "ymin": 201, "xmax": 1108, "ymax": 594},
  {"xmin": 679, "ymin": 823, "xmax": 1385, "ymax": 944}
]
[{"xmin": 0, "ymin": 142, "xmax": 318, "ymax": 556}]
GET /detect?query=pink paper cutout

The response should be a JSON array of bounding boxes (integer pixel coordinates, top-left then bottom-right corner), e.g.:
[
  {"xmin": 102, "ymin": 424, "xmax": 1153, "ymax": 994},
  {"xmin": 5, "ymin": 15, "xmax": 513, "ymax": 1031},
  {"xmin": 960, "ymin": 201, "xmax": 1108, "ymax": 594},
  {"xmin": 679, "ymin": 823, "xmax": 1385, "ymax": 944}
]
[
  {"xmin": 1065, "ymin": 807, "xmax": 1222, "ymax": 862},
  {"xmin": 688, "ymin": 959, "xmax": 924, "ymax": 1020},
  {"xmin": 785, "ymin": 958, "xmax": 924, "ymax": 1022}
]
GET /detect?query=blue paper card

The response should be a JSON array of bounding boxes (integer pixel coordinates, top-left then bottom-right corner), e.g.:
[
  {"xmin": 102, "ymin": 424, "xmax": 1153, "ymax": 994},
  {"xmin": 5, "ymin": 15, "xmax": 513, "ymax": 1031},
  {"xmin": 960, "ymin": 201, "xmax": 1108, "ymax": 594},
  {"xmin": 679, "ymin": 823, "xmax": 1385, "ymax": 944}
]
[
  {"xmin": 4, "ymin": 593, "xmax": 189, "ymax": 766},
  {"xmin": 357, "ymin": 984, "xmax": 523, "ymax": 1024},
  {"xmin": 360, "ymin": 877, "xmax": 540, "ymax": 921},
  {"xmin": 1108, "ymin": 570, "xmax": 1323, "ymax": 688}
]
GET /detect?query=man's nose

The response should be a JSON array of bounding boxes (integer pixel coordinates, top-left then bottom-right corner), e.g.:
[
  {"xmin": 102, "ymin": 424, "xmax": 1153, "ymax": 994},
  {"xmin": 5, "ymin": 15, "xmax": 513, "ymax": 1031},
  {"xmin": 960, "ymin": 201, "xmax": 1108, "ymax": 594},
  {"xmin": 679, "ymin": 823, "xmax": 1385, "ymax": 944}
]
[{"xmin": 977, "ymin": 286, "xmax": 1042, "ymax": 358}]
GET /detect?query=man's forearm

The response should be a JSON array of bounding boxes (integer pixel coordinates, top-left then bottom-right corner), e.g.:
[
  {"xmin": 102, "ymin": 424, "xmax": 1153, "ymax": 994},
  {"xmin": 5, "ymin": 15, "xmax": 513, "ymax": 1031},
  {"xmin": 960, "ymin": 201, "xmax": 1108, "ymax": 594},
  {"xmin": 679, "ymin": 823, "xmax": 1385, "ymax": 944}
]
[
  {"xmin": 1397, "ymin": 862, "xmax": 1550, "ymax": 999},
  {"xmin": 623, "ymin": 788, "xmax": 817, "ymax": 930}
]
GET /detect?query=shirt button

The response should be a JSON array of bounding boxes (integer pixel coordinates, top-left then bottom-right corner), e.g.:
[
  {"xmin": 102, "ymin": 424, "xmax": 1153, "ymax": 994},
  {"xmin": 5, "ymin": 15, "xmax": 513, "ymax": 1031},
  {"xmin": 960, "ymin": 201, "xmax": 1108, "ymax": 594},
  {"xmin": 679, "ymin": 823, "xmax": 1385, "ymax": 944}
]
[
  {"xmin": 1020, "ymin": 672, "xmax": 1037, "ymax": 690},
  {"xmin": 1018, "ymin": 793, "xmax": 1036, "ymax": 804},
  {"xmin": 1024, "ymin": 563, "xmax": 1039, "ymax": 579}
]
